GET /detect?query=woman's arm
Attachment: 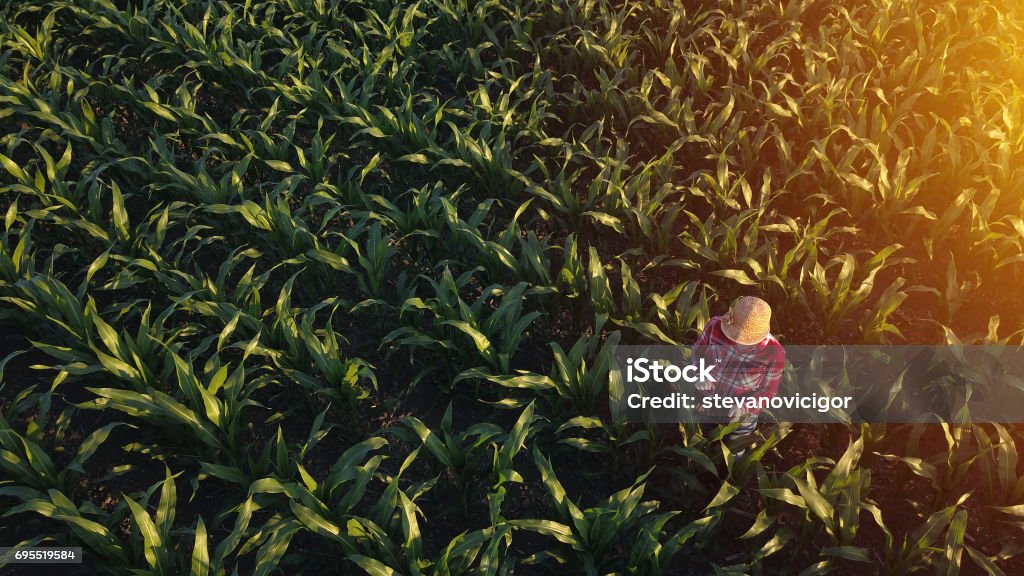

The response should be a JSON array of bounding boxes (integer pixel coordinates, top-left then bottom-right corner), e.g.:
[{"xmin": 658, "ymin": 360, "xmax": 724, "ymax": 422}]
[
  {"xmin": 744, "ymin": 344, "xmax": 786, "ymax": 416},
  {"xmin": 693, "ymin": 317, "xmax": 719, "ymax": 394}
]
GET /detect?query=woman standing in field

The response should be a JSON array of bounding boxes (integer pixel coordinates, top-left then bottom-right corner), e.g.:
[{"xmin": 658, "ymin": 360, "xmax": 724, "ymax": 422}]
[{"xmin": 694, "ymin": 296, "xmax": 786, "ymax": 442}]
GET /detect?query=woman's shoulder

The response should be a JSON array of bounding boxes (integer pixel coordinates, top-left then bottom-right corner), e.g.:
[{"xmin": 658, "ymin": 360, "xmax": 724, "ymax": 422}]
[{"xmin": 762, "ymin": 333, "xmax": 786, "ymax": 354}]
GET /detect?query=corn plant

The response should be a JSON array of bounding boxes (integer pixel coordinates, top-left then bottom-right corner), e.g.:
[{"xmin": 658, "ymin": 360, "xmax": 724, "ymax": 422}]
[
  {"xmin": 877, "ymin": 494, "xmax": 972, "ymax": 575},
  {"xmin": 0, "ymin": 400, "xmax": 124, "ymax": 495},
  {"xmin": 464, "ymin": 316, "xmax": 621, "ymax": 416},
  {"xmin": 344, "ymin": 221, "xmax": 399, "ymax": 301},
  {"xmin": 802, "ymin": 244, "xmax": 908, "ymax": 339},
  {"xmin": 266, "ymin": 276, "xmax": 376, "ymax": 407},
  {"xmin": 399, "ymin": 402, "xmax": 502, "ymax": 497},
  {"xmin": 386, "ymin": 269, "xmax": 540, "ymax": 375},
  {"xmin": 510, "ymin": 448, "xmax": 659, "ymax": 575}
]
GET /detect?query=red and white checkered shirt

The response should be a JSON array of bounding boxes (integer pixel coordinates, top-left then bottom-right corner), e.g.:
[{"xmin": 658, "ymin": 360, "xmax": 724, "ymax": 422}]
[{"xmin": 694, "ymin": 316, "xmax": 786, "ymax": 415}]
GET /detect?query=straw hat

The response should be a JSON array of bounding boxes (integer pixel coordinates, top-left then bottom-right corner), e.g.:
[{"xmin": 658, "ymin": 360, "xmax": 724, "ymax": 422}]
[{"xmin": 721, "ymin": 296, "xmax": 772, "ymax": 345}]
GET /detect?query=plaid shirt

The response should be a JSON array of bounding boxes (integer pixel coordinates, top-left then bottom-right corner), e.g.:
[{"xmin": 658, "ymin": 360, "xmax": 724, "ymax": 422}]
[{"xmin": 693, "ymin": 316, "xmax": 786, "ymax": 415}]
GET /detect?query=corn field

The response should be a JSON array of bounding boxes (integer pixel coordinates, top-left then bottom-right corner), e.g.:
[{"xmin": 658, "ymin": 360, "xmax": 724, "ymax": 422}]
[{"xmin": 1, "ymin": 0, "xmax": 1023, "ymax": 573}]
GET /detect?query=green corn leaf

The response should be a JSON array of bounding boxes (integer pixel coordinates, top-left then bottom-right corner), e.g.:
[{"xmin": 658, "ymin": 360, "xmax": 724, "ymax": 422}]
[
  {"xmin": 508, "ymin": 519, "xmax": 579, "ymax": 546},
  {"xmin": 111, "ymin": 182, "xmax": 129, "ymax": 242},
  {"xmin": 253, "ymin": 520, "xmax": 300, "ymax": 576},
  {"xmin": 941, "ymin": 510, "xmax": 968, "ymax": 576},
  {"xmin": 822, "ymin": 546, "xmax": 871, "ymax": 562},
  {"xmin": 706, "ymin": 481, "xmax": 739, "ymax": 510},
  {"xmin": 350, "ymin": 555, "xmax": 397, "ymax": 576},
  {"xmin": 792, "ymin": 471, "xmax": 835, "ymax": 535},
  {"xmin": 192, "ymin": 516, "xmax": 209, "ymax": 576},
  {"xmin": 155, "ymin": 468, "xmax": 176, "ymax": 541},
  {"xmin": 124, "ymin": 494, "xmax": 164, "ymax": 570}
]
